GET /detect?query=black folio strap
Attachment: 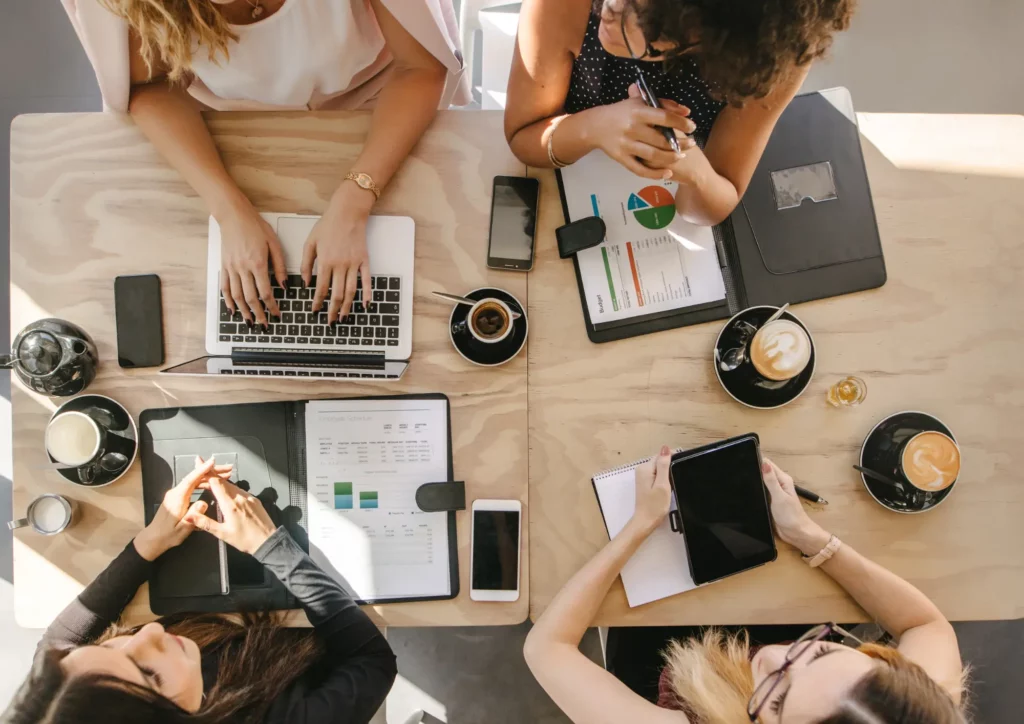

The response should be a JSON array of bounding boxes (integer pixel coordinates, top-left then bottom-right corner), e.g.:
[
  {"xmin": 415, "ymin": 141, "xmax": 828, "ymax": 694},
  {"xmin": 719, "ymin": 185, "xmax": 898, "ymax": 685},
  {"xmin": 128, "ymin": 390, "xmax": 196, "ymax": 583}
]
[{"xmin": 415, "ymin": 481, "xmax": 466, "ymax": 512}]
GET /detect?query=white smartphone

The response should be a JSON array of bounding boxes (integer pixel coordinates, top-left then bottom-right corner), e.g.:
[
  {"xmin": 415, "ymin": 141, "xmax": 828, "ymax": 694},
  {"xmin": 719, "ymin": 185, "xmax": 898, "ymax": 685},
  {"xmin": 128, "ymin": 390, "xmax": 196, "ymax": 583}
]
[{"xmin": 470, "ymin": 499, "xmax": 522, "ymax": 602}]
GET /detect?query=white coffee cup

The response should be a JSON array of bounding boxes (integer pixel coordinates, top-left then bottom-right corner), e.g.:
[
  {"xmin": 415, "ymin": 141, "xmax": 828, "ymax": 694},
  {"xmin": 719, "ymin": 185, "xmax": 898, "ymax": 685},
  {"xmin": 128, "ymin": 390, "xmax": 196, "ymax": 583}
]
[
  {"xmin": 8, "ymin": 494, "xmax": 76, "ymax": 535},
  {"xmin": 463, "ymin": 298, "xmax": 515, "ymax": 345},
  {"xmin": 45, "ymin": 411, "xmax": 103, "ymax": 467},
  {"xmin": 750, "ymin": 319, "xmax": 813, "ymax": 382}
]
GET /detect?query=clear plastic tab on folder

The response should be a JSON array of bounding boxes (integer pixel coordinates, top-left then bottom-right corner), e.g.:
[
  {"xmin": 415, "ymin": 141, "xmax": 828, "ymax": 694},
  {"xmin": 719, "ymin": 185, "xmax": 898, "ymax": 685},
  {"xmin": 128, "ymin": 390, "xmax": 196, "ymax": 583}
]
[{"xmin": 770, "ymin": 161, "xmax": 838, "ymax": 210}]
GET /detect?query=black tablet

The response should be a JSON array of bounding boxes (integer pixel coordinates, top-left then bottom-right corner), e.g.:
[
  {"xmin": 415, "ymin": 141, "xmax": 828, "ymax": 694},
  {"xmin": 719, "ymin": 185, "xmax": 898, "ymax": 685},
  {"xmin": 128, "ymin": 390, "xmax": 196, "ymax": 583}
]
[{"xmin": 669, "ymin": 434, "xmax": 777, "ymax": 586}]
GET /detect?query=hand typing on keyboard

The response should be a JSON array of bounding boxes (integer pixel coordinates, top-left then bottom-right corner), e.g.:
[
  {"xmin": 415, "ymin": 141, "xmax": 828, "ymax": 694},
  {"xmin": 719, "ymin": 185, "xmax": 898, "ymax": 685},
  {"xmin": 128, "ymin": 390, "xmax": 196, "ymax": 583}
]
[
  {"xmin": 302, "ymin": 183, "xmax": 375, "ymax": 324},
  {"xmin": 218, "ymin": 203, "xmax": 286, "ymax": 327}
]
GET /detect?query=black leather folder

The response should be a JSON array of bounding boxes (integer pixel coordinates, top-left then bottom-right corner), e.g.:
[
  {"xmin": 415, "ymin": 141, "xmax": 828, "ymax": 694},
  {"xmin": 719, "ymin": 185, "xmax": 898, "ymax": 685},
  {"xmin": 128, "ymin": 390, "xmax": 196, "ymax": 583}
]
[
  {"xmin": 556, "ymin": 87, "xmax": 887, "ymax": 343},
  {"xmin": 140, "ymin": 393, "xmax": 462, "ymax": 615}
]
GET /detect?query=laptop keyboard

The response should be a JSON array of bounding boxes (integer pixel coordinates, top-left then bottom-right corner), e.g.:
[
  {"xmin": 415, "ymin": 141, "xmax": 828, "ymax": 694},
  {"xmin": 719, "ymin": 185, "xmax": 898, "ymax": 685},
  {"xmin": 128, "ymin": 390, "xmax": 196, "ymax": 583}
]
[{"xmin": 218, "ymin": 274, "xmax": 402, "ymax": 349}]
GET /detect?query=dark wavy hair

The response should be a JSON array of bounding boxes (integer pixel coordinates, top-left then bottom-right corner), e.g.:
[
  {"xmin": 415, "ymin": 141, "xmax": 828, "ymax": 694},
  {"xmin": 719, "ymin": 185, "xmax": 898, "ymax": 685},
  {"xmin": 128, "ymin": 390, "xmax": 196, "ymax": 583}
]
[
  {"xmin": 1, "ymin": 613, "xmax": 322, "ymax": 724},
  {"xmin": 614, "ymin": 0, "xmax": 856, "ymax": 104}
]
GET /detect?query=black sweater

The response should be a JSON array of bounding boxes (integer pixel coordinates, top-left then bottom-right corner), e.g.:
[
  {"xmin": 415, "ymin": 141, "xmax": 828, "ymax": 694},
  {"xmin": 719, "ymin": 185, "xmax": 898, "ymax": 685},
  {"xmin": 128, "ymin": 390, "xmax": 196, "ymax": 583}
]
[{"xmin": 38, "ymin": 527, "xmax": 397, "ymax": 723}]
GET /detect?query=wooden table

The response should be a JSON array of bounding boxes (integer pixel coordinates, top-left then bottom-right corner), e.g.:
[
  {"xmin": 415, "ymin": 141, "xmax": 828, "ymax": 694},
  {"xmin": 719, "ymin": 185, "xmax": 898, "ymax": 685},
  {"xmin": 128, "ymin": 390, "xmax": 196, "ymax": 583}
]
[
  {"xmin": 10, "ymin": 110, "xmax": 529, "ymax": 628},
  {"xmin": 527, "ymin": 113, "xmax": 1024, "ymax": 625}
]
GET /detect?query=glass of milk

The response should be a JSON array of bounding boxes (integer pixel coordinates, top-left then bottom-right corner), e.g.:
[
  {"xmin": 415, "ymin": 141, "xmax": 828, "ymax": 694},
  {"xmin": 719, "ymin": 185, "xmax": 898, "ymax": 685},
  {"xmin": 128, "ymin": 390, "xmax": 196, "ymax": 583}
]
[{"xmin": 7, "ymin": 494, "xmax": 75, "ymax": 535}]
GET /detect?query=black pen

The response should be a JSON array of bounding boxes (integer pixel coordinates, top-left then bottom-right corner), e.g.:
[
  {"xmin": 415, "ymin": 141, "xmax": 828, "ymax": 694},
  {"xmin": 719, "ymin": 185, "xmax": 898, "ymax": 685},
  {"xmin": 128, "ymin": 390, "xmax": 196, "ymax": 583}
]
[
  {"xmin": 634, "ymin": 70, "xmax": 681, "ymax": 153},
  {"xmin": 795, "ymin": 485, "xmax": 829, "ymax": 505}
]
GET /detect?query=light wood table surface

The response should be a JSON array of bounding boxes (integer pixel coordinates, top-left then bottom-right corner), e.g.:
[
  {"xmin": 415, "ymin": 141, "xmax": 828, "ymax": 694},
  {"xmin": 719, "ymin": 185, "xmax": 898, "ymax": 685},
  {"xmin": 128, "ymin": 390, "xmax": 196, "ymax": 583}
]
[
  {"xmin": 527, "ymin": 113, "xmax": 1024, "ymax": 625},
  {"xmin": 10, "ymin": 110, "xmax": 529, "ymax": 629}
]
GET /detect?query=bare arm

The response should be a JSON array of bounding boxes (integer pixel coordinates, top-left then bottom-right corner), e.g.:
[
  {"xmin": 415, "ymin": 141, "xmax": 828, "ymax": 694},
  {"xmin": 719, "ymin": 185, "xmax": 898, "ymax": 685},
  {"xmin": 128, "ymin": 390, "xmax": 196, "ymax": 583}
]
[
  {"xmin": 764, "ymin": 460, "xmax": 963, "ymax": 701},
  {"xmin": 127, "ymin": 32, "xmax": 287, "ymax": 328},
  {"xmin": 524, "ymin": 448, "xmax": 687, "ymax": 724},
  {"xmin": 665, "ymin": 67, "xmax": 808, "ymax": 225},
  {"xmin": 127, "ymin": 46, "xmax": 246, "ymax": 231},
  {"xmin": 303, "ymin": 0, "xmax": 446, "ymax": 323}
]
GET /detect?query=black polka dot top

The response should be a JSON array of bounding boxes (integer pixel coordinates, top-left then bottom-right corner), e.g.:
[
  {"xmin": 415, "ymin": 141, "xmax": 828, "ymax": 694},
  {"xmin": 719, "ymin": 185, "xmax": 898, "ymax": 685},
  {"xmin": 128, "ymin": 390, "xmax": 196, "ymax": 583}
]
[{"xmin": 564, "ymin": 12, "xmax": 725, "ymax": 137}]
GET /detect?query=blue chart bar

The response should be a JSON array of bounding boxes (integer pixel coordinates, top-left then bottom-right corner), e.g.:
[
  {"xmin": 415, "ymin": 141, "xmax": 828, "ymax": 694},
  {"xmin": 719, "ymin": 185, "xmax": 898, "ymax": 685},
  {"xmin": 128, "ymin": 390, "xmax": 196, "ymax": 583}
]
[
  {"xmin": 334, "ymin": 495, "xmax": 353, "ymax": 510},
  {"xmin": 590, "ymin": 193, "xmax": 600, "ymax": 217},
  {"xmin": 360, "ymin": 498, "xmax": 379, "ymax": 509}
]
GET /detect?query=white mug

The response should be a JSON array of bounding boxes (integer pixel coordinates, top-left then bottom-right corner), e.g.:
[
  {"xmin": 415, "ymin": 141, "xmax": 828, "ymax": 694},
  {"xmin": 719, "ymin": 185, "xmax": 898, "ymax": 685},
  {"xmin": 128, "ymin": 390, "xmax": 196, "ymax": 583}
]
[{"xmin": 8, "ymin": 494, "xmax": 76, "ymax": 535}]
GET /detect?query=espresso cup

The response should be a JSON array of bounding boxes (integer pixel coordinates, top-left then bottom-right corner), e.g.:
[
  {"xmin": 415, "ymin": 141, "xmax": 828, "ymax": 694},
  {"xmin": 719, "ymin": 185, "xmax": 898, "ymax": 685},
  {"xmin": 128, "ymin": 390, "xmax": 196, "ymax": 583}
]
[
  {"xmin": 8, "ymin": 494, "xmax": 76, "ymax": 535},
  {"xmin": 899, "ymin": 431, "xmax": 961, "ymax": 492},
  {"xmin": 750, "ymin": 319, "xmax": 813, "ymax": 382},
  {"xmin": 456, "ymin": 298, "xmax": 514, "ymax": 345}
]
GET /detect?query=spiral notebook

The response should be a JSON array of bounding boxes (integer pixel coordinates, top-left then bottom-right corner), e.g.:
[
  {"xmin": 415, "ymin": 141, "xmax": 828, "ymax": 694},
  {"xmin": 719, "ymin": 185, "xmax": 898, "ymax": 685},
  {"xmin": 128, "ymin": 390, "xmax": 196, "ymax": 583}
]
[{"xmin": 592, "ymin": 451, "xmax": 697, "ymax": 608}]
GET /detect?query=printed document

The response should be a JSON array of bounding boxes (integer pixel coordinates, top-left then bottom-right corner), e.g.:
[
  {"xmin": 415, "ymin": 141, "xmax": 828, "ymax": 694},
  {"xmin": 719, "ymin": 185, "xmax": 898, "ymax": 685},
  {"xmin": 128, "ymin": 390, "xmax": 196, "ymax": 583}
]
[
  {"xmin": 305, "ymin": 398, "xmax": 451, "ymax": 601},
  {"xmin": 560, "ymin": 150, "xmax": 726, "ymax": 324}
]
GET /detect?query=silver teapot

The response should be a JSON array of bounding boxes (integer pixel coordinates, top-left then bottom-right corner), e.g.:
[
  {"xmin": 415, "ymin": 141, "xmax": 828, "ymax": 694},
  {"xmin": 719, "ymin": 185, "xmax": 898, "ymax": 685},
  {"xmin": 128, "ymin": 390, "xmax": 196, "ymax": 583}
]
[{"xmin": 2, "ymin": 319, "xmax": 99, "ymax": 397}]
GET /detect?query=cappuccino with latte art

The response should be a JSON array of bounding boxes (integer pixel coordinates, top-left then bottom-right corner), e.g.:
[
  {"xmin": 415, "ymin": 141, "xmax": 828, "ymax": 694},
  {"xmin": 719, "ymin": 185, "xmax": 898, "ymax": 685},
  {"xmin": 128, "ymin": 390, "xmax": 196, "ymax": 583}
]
[
  {"xmin": 750, "ymin": 319, "xmax": 812, "ymax": 381},
  {"xmin": 901, "ymin": 431, "xmax": 960, "ymax": 492}
]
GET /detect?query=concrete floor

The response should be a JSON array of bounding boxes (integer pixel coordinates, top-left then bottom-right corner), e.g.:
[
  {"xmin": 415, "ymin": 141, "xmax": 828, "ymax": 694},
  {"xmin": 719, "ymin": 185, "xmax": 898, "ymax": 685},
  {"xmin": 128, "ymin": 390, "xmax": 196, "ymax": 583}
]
[{"xmin": 2, "ymin": 0, "xmax": 1022, "ymax": 721}]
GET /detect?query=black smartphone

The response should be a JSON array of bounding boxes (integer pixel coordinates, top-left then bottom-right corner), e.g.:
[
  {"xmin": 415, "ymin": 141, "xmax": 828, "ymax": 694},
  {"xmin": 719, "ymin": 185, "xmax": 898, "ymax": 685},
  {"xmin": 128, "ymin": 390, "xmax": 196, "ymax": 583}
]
[
  {"xmin": 114, "ymin": 274, "xmax": 164, "ymax": 368},
  {"xmin": 669, "ymin": 435, "xmax": 777, "ymax": 586},
  {"xmin": 487, "ymin": 176, "xmax": 539, "ymax": 272}
]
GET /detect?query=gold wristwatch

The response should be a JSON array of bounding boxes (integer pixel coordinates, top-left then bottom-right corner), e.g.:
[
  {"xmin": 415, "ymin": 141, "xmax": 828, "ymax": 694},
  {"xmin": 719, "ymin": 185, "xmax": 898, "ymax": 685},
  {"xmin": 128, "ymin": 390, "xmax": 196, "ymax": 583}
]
[{"xmin": 344, "ymin": 171, "xmax": 381, "ymax": 200}]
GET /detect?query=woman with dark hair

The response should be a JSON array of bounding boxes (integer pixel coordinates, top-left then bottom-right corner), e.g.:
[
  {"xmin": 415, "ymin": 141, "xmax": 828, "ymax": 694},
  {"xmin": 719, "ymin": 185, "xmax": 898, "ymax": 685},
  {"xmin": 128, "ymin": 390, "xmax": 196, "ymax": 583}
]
[
  {"xmin": 2, "ymin": 457, "xmax": 396, "ymax": 724},
  {"xmin": 524, "ymin": 447, "xmax": 967, "ymax": 723},
  {"xmin": 505, "ymin": 0, "xmax": 856, "ymax": 225}
]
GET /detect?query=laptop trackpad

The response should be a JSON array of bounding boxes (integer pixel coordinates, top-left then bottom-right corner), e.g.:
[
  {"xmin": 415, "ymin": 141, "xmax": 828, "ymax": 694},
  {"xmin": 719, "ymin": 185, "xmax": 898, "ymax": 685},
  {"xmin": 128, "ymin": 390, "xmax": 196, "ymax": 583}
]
[{"xmin": 275, "ymin": 216, "xmax": 317, "ymax": 267}]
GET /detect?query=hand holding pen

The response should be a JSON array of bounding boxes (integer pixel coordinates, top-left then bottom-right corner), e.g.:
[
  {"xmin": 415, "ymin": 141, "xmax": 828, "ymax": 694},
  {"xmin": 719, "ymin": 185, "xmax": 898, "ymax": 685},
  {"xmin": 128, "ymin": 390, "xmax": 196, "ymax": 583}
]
[
  {"xmin": 589, "ymin": 84, "xmax": 695, "ymax": 180},
  {"xmin": 632, "ymin": 71, "xmax": 684, "ymax": 154}
]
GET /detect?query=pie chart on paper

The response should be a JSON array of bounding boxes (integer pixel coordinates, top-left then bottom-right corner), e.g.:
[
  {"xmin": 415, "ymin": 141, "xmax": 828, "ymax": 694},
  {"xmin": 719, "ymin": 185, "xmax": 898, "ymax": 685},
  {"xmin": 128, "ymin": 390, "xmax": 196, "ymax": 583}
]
[{"xmin": 627, "ymin": 186, "xmax": 676, "ymax": 230}]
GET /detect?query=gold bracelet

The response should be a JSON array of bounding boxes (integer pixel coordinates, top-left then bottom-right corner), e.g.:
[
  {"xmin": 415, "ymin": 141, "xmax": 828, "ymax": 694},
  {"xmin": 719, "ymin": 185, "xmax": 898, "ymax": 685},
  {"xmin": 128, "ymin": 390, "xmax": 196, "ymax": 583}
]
[{"xmin": 546, "ymin": 116, "xmax": 569, "ymax": 169}]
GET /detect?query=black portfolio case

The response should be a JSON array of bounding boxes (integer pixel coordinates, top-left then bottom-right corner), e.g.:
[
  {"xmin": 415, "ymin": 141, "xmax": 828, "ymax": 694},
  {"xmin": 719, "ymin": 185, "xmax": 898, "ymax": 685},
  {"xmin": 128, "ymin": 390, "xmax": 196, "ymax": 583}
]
[{"xmin": 556, "ymin": 87, "xmax": 886, "ymax": 343}]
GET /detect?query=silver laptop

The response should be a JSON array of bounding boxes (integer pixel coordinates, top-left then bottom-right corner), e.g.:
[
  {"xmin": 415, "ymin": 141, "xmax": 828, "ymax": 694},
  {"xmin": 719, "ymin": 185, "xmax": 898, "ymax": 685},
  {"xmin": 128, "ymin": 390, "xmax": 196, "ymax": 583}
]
[{"xmin": 162, "ymin": 213, "xmax": 414, "ymax": 381}]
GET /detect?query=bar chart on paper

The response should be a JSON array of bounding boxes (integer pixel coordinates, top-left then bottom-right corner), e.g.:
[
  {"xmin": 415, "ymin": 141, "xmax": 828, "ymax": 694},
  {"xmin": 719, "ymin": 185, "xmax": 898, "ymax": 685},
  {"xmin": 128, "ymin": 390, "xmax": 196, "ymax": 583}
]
[
  {"xmin": 334, "ymin": 482, "xmax": 353, "ymax": 509},
  {"xmin": 561, "ymin": 150, "xmax": 726, "ymax": 325},
  {"xmin": 305, "ymin": 398, "xmax": 453, "ymax": 600}
]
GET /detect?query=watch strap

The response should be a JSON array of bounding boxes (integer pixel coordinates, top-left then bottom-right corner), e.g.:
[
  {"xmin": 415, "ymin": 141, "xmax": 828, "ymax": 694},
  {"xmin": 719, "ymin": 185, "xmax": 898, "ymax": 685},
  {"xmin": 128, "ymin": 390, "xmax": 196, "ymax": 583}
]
[
  {"xmin": 344, "ymin": 171, "xmax": 381, "ymax": 199},
  {"xmin": 804, "ymin": 534, "xmax": 842, "ymax": 568}
]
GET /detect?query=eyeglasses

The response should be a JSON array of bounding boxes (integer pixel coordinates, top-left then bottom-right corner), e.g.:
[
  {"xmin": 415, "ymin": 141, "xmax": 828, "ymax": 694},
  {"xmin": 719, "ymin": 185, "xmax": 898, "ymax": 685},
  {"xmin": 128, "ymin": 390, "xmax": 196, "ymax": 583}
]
[
  {"xmin": 747, "ymin": 623, "xmax": 865, "ymax": 722},
  {"xmin": 619, "ymin": 7, "xmax": 664, "ymax": 61}
]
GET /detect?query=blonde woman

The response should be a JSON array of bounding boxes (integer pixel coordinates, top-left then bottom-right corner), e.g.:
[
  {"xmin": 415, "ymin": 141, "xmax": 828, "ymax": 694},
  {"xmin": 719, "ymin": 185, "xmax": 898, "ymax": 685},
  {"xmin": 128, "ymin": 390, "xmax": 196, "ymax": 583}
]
[
  {"xmin": 61, "ymin": 0, "xmax": 463, "ymax": 327},
  {"xmin": 525, "ymin": 447, "xmax": 966, "ymax": 723}
]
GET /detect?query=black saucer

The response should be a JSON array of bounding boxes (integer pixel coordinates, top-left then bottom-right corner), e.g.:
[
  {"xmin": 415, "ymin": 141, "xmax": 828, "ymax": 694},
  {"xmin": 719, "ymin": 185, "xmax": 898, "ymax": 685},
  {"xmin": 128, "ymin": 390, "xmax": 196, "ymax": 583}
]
[
  {"xmin": 860, "ymin": 411, "xmax": 958, "ymax": 514},
  {"xmin": 713, "ymin": 306, "xmax": 816, "ymax": 409},
  {"xmin": 48, "ymin": 394, "xmax": 138, "ymax": 487},
  {"xmin": 449, "ymin": 288, "xmax": 528, "ymax": 367}
]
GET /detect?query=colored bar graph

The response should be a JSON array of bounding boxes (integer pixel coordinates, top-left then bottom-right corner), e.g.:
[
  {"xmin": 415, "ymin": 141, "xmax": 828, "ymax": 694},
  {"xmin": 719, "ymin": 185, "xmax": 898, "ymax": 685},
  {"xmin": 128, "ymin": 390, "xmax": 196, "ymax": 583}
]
[
  {"xmin": 334, "ymin": 482, "xmax": 353, "ymax": 510},
  {"xmin": 359, "ymin": 491, "xmax": 379, "ymax": 509},
  {"xmin": 601, "ymin": 247, "xmax": 619, "ymax": 312},
  {"xmin": 625, "ymin": 242, "xmax": 644, "ymax": 307}
]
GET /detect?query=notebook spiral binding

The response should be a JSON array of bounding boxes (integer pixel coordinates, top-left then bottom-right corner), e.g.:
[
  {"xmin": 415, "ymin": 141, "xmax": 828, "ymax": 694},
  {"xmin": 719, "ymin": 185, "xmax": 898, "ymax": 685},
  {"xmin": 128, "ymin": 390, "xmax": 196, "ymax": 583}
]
[{"xmin": 592, "ymin": 448, "xmax": 685, "ymax": 481}]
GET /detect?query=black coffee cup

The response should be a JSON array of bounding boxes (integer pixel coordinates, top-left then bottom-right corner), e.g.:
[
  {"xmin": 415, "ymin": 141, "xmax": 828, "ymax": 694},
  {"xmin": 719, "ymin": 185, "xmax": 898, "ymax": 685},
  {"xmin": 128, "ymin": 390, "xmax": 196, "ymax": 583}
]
[{"xmin": 448, "ymin": 289, "xmax": 527, "ymax": 367}]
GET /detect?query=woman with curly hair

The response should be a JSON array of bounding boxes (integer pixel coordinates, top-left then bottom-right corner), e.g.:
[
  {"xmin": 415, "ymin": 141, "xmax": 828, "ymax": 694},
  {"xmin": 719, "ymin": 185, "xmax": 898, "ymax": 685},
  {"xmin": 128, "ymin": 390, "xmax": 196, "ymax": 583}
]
[
  {"xmin": 524, "ymin": 448, "xmax": 967, "ymax": 723},
  {"xmin": 2, "ymin": 457, "xmax": 396, "ymax": 724},
  {"xmin": 505, "ymin": 0, "xmax": 856, "ymax": 225}
]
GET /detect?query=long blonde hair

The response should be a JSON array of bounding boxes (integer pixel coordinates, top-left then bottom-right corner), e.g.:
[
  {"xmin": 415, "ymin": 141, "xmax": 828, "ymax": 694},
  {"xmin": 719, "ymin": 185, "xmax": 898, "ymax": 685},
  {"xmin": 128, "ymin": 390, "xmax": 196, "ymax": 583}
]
[
  {"xmin": 661, "ymin": 628, "xmax": 967, "ymax": 723},
  {"xmin": 100, "ymin": 0, "xmax": 238, "ymax": 81}
]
